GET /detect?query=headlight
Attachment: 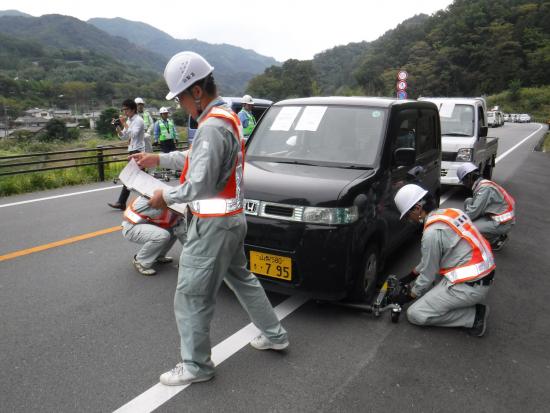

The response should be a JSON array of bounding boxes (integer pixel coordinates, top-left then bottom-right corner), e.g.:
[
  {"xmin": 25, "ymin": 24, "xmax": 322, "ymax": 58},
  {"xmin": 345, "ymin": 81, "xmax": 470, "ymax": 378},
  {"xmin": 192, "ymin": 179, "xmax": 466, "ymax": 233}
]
[
  {"xmin": 302, "ymin": 206, "xmax": 359, "ymax": 225},
  {"xmin": 456, "ymin": 148, "xmax": 472, "ymax": 161}
]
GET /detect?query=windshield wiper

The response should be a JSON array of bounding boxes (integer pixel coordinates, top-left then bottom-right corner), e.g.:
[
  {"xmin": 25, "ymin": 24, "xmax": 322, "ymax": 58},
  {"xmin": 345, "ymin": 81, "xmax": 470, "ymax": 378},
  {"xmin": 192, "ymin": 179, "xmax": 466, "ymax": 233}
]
[
  {"xmin": 443, "ymin": 132, "xmax": 471, "ymax": 137},
  {"xmin": 276, "ymin": 160, "xmax": 319, "ymax": 166}
]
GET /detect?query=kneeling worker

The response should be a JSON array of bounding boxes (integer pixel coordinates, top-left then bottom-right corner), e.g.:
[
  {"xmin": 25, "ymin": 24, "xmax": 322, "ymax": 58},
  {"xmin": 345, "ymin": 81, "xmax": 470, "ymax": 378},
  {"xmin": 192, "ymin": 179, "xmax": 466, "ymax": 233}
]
[
  {"xmin": 394, "ymin": 184, "xmax": 496, "ymax": 337},
  {"xmin": 457, "ymin": 162, "xmax": 515, "ymax": 251},
  {"xmin": 122, "ymin": 195, "xmax": 186, "ymax": 275}
]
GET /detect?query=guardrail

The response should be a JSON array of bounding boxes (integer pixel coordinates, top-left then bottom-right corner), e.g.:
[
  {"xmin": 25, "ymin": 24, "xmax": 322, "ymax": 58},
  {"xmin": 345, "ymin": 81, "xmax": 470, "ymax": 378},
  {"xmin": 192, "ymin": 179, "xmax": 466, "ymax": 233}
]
[{"xmin": 0, "ymin": 143, "xmax": 189, "ymax": 181}]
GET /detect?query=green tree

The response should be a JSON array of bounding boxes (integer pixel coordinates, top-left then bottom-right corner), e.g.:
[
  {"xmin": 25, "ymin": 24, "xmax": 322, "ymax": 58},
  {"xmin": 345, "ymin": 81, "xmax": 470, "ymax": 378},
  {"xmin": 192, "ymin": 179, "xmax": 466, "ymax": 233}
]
[{"xmin": 42, "ymin": 118, "xmax": 68, "ymax": 141}]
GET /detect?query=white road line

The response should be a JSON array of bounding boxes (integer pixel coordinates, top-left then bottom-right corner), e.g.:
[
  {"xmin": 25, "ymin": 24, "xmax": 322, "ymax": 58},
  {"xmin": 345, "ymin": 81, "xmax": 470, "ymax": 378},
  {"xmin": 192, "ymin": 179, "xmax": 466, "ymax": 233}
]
[
  {"xmin": 0, "ymin": 185, "xmax": 121, "ymax": 208},
  {"xmin": 439, "ymin": 123, "xmax": 544, "ymax": 205},
  {"xmin": 495, "ymin": 123, "xmax": 544, "ymax": 163},
  {"xmin": 113, "ymin": 294, "xmax": 309, "ymax": 413}
]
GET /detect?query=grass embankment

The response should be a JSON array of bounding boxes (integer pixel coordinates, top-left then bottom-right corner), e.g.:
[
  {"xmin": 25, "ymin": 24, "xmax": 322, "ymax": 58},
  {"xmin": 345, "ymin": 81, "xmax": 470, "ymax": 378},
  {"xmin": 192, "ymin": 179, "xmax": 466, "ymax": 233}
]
[
  {"xmin": 543, "ymin": 133, "xmax": 550, "ymax": 153},
  {"xmin": 0, "ymin": 127, "xmax": 188, "ymax": 197},
  {"xmin": 487, "ymin": 85, "xmax": 550, "ymax": 123}
]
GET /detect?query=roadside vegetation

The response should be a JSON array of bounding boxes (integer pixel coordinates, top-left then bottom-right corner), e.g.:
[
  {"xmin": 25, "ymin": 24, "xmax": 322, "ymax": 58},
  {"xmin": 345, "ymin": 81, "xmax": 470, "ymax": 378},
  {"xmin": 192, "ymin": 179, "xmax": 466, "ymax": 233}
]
[
  {"xmin": 487, "ymin": 85, "xmax": 550, "ymax": 123},
  {"xmin": 0, "ymin": 124, "xmax": 188, "ymax": 197}
]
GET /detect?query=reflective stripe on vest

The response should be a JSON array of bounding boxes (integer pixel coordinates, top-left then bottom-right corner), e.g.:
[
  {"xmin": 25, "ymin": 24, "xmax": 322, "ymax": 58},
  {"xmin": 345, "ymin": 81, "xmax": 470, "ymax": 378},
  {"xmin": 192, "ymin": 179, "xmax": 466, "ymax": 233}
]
[
  {"xmin": 475, "ymin": 179, "xmax": 516, "ymax": 223},
  {"xmin": 424, "ymin": 208, "xmax": 496, "ymax": 284},
  {"xmin": 179, "ymin": 106, "xmax": 245, "ymax": 217},
  {"xmin": 158, "ymin": 119, "xmax": 175, "ymax": 142},
  {"xmin": 123, "ymin": 199, "xmax": 178, "ymax": 229}
]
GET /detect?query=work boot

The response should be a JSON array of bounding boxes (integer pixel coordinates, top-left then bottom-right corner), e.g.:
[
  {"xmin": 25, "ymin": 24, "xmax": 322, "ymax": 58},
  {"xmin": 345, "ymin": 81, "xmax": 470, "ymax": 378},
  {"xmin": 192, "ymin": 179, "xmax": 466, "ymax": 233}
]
[
  {"xmin": 491, "ymin": 234, "xmax": 508, "ymax": 251},
  {"xmin": 159, "ymin": 363, "xmax": 214, "ymax": 386},
  {"xmin": 108, "ymin": 202, "xmax": 126, "ymax": 210},
  {"xmin": 155, "ymin": 256, "xmax": 173, "ymax": 264},
  {"xmin": 250, "ymin": 334, "xmax": 289, "ymax": 351},
  {"xmin": 468, "ymin": 304, "xmax": 489, "ymax": 337},
  {"xmin": 133, "ymin": 256, "xmax": 156, "ymax": 276}
]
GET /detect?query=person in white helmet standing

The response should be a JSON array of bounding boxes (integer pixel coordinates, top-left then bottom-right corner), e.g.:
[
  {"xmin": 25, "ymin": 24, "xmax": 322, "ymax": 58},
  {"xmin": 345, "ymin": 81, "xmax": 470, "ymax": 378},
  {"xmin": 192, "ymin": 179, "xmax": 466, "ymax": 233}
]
[
  {"xmin": 238, "ymin": 95, "xmax": 256, "ymax": 140},
  {"xmin": 129, "ymin": 51, "xmax": 289, "ymax": 386},
  {"xmin": 153, "ymin": 107, "xmax": 178, "ymax": 153},
  {"xmin": 457, "ymin": 162, "xmax": 515, "ymax": 251},
  {"xmin": 393, "ymin": 184, "xmax": 495, "ymax": 337},
  {"xmin": 135, "ymin": 97, "xmax": 154, "ymax": 153}
]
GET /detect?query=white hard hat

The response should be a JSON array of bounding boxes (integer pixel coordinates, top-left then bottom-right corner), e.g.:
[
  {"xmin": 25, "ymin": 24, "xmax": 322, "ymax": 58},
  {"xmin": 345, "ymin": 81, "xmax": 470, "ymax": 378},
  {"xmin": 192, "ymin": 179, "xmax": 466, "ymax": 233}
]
[
  {"xmin": 164, "ymin": 51, "xmax": 214, "ymax": 101},
  {"xmin": 134, "ymin": 97, "xmax": 145, "ymax": 105},
  {"xmin": 456, "ymin": 162, "xmax": 479, "ymax": 182},
  {"xmin": 242, "ymin": 94, "xmax": 254, "ymax": 105},
  {"xmin": 394, "ymin": 184, "xmax": 428, "ymax": 219},
  {"xmin": 159, "ymin": 107, "xmax": 169, "ymax": 114}
]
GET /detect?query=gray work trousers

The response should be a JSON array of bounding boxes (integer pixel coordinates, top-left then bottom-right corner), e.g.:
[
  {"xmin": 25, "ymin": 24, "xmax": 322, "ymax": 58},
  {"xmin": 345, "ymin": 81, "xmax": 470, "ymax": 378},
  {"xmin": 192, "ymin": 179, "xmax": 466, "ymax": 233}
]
[
  {"xmin": 174, "ymin": 213, "xmax": 288, "ymax": 376},
  {"xmin": 473, "ymin": 217, "xmax": 513, "ymax": 244},
  {"xmin": 407, "ymin": 277, "xmax": 490, "ymax": 328},
  {"xmin": 122, "ymin": 221, "xmax": 182, "ymax": 268}
]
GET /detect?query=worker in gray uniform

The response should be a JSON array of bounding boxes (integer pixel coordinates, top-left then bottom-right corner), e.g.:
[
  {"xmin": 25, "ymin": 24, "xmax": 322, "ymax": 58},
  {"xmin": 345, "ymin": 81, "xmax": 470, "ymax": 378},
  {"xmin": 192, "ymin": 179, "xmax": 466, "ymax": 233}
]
[
  {"xmin": 130, "ymin": 51, "xmax": 289, "ymax": 386},
  {"xmin": 393, "ymin": 184, "xmax": 496, "ymax": 337},
  {"xmin": 122, "ymin": 195, "xmax": 187, "ymax": 276},
  {"xmin": 457, "ymin": 162, "xmax": 515, "ymax": 251}
]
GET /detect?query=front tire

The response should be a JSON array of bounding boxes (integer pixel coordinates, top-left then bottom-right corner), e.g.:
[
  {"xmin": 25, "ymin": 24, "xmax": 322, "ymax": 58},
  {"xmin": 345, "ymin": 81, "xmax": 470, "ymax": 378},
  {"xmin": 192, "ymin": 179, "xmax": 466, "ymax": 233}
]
[
  {"xmin": 483, "ymin": 159, "xmax": 494, "ymax": 179},
  {"xmin": 348, "ymin": 243, "xmax": 380, "ymax": 302}
]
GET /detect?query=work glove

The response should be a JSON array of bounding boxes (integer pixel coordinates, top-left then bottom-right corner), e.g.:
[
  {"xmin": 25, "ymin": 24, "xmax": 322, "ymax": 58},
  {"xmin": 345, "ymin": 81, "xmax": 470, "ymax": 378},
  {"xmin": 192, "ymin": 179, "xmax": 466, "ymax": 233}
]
[
  {"xmin": 392, "ymin": 283, "xmax": 415, "ymax": 306},
  {"xmin": 399, "ymin": 270, "xmax": 419, "ymax": 286}
]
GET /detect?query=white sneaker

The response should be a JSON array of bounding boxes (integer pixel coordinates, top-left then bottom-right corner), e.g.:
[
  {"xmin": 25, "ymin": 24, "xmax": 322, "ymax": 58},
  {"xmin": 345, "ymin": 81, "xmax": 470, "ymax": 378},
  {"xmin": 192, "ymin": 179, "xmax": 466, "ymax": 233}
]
[
  {"xmin": 155, "ymin": 256, "xmax": 173, "ymax": 264},
  {"xmin": 133, "ymin": 256, "xmax": 156, "ymax": 276},
  {"xmin": 159, "ymin": 363, "xmax": 214, "ymax": 386},
  {"xmin": 250, "ymin": 334, "xmax": 289, "ymax": 351}
]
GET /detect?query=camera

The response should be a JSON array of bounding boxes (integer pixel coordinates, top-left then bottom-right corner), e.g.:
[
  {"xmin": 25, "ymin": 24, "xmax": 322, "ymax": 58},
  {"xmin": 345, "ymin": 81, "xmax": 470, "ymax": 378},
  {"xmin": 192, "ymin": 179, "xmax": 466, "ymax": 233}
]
[{"xmin": 112, "ymin": 118, "xmax": 122, "ymax": 128}]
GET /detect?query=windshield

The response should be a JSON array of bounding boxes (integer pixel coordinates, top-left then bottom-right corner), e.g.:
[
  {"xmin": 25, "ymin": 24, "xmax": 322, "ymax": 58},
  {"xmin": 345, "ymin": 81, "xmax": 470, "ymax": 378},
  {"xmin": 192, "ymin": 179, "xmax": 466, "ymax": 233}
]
[
  {"xmin": 246, "ymin": 105, "xmax": 387, "ymax": 167},
  {"xmin": 439, "ymin": 103, "xmax": 474, "ymax": 137}
]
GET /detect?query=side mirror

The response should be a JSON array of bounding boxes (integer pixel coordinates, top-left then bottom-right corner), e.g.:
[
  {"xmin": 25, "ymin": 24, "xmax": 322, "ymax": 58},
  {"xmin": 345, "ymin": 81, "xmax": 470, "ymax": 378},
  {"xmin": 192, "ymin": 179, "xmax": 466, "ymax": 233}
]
[
  {"xmin": 479, "ymin": 126, "xmax": 488, "ymax": 137},
  {"xmin": 394, "ymin": 147, "xmax": 415, "ymax": 167}
]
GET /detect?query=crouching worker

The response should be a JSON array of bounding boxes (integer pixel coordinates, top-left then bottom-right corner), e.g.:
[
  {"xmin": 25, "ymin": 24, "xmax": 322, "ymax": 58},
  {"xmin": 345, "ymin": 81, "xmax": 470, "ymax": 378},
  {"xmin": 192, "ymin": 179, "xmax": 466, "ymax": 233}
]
[
  {"xmin": 122, "ymin": 196, "xmax": 186, "ymax": 276},
  {"xmin": 457, "ymin": 162, "xmax": 515, "ymax": 251},
  {"xmin": 393, "ymin": 184, "xmax": 496, "ymax": 337}
]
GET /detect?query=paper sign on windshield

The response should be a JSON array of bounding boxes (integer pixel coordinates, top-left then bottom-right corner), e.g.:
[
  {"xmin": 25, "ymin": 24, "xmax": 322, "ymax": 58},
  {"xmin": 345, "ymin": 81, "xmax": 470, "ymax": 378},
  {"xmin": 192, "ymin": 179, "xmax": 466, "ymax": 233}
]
[
  {"xmin": 295, "ymin": 106, "xmax": 327, "ymax": 131},
  {"xmin": 439, "ymin": 102, "xmax": 456, "ymax": 118},
  {"xmin": 270, "ymin": 106, "xmax": 301, "ymax": 131}
]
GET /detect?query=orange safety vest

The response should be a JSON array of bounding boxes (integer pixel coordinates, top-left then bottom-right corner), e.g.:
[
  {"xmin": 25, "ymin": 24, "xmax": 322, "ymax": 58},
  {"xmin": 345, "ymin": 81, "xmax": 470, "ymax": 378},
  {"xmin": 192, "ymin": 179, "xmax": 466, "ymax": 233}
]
[
  {"xmin": 424, "ymin": 208, "xmax": 496, "ymax": 284},
  {"xmin": 179, "ymin": 106, "xmax": 245, "ymax": 218},
  {"xmin": 124, "ymin": 198, "xmax": 179, "ymax": 229},
  {"xmin": 475, "ymin": 179, "xmax": 516, "ymax": 224}
]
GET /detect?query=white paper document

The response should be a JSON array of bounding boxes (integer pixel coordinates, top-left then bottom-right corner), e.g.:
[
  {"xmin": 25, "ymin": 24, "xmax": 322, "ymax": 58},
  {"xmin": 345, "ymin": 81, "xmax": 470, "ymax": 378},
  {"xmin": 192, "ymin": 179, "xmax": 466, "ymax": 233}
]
[
  {"xmin": 270, "ymin": 106, "xmax": 301, "ymax": 131},
  {"xmin": 118, "ymin": 159, "xmax": 187, "ymax": 215},
  {"xmin": 295, "ymin": 106, "xmax": 327, "ymax": 131},
  {"xmin": 439, "ymin": 102, "xmax": 456, "ymax": 118}
]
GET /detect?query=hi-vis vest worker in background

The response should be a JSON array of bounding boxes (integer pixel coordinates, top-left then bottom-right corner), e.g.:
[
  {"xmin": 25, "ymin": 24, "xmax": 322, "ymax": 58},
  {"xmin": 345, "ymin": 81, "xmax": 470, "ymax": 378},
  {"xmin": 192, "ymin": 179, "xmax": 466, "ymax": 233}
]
[
  {"xmin": 457, "ymin": 162, "xmax": 516, "ymax": 251},
  {"xmin": 135, "ymin": 97, "xmax": 154, "ymax": 153},
  {"xmin": 122, "ymin": 196, "xmax": 187, "ymax": 276},
  {"xmin": 129, "ymin": 51, "xmax": 289, "ymax": 386},
  {"xmin": 154, "ymin": 107, "xmax": 178, "ymax": 153},
  {"xmin": 393, "ymin": 184, "xmax": 496, "ymax": 337},
  {"xmin": 237, "ymin": 94, "xmax": 256, "ymax": 139}
]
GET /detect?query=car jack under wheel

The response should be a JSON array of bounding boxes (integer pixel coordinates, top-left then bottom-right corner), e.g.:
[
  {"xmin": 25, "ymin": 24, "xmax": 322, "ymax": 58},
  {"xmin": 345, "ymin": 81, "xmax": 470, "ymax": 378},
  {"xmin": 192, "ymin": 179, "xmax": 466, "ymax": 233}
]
[{"xmin": 325, "ymin": 275, "xmax": 403, "ymax": 323}]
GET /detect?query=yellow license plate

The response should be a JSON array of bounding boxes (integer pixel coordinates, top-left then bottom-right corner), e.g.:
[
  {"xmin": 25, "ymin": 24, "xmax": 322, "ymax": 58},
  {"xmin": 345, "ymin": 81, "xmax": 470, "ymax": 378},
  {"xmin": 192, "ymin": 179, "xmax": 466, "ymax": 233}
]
[{"xmin": 250, "ymin": 251, "xmax": 292, "ymax": 281}]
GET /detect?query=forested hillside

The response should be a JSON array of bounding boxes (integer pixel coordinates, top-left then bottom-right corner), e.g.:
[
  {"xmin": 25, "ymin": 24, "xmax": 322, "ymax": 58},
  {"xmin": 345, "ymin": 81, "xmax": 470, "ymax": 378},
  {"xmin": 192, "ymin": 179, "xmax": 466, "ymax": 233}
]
[
  {"xmin": 247, "ymin": 0, "xmax": 550, "ymax": 100},
  {"xmin": 88, "ymin": 17, "xmax": 279, "ymax": 95}
]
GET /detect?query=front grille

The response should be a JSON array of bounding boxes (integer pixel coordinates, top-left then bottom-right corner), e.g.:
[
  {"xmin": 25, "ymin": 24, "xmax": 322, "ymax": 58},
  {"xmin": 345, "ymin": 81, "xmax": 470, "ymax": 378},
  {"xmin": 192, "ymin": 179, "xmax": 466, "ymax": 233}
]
[
  {"xmin": 442, "ymin": 152, "xmax": 456, "ymax": 162},
  {"xmin": 264, "ymin": 204, "xmax": 294, "ymax": 217}
]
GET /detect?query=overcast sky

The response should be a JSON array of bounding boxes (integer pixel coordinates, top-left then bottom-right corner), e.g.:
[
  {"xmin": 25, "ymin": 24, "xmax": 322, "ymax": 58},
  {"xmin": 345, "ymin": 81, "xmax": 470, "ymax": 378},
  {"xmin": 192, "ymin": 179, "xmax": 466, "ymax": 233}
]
[{"xmin": 1, "ymin": 0, "xmax": 454, "ymax": 61}]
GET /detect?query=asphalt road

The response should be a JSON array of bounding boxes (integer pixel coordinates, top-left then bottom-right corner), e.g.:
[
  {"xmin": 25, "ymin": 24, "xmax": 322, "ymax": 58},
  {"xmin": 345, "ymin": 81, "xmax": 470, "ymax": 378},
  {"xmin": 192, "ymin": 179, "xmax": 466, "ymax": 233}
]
[{"xmin": 1, "ymin": 122, "xmax": 549, "ymax": 413}]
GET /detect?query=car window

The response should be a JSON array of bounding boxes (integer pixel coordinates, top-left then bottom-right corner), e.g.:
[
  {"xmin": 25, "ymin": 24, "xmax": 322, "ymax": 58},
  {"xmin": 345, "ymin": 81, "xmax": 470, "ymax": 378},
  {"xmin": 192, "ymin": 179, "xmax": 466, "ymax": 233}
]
[
  {"xmin": 247, "ymin": 105, "xmax": 387, "ymax": 166},
  {"xmin": 417, "ymin": 110, "xmax": 438, "ymax": 153}
]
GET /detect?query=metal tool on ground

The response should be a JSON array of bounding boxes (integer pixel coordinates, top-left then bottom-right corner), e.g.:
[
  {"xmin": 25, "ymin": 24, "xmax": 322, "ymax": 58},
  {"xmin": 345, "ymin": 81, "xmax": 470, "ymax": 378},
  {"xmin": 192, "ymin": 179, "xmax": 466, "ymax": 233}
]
[{"xmin": 322, "ymin": 275, "xmax": 403, "ymax": 323}]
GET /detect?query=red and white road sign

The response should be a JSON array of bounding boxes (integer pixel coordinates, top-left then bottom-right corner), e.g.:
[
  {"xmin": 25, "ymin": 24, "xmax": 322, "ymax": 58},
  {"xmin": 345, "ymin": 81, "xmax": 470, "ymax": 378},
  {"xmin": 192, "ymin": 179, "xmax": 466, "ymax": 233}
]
[
  {"xmin": 397, "ymin": 71, "xmax": 408, "ymax": 81},
  {"xmin": 397, "ymin": 80, "xmax": 407, "ymax": 90}
]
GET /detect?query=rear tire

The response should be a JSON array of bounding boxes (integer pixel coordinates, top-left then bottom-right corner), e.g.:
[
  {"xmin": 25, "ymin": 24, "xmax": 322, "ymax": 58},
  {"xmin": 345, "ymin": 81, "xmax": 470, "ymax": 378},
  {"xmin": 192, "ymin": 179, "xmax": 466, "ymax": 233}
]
[{"xmin": 348, "ymin": 243, "xmax": 380, "ymax": 302}]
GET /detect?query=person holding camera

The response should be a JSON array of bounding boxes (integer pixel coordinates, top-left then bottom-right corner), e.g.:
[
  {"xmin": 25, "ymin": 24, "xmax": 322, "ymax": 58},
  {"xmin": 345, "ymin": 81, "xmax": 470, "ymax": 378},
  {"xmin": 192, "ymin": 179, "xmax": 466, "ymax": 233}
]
[{"xmin": 108, "ymin": 99, "xmax": 145, "ymax": 210}]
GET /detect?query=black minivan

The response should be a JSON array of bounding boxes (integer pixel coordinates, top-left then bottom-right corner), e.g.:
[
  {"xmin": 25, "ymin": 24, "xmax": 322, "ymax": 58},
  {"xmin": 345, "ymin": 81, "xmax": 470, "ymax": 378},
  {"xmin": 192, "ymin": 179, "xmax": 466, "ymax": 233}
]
[{"xmin": 243, "ymin": 97, "xmax": 441, "ymax": 300}]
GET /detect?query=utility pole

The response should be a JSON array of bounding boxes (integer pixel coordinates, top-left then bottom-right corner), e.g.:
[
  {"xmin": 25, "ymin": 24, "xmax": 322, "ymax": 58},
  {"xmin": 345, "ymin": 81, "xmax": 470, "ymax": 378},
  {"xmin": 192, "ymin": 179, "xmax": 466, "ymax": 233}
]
[{"xmin": 3, "ymin": 106, "xmax": 8, "ymax": 138}]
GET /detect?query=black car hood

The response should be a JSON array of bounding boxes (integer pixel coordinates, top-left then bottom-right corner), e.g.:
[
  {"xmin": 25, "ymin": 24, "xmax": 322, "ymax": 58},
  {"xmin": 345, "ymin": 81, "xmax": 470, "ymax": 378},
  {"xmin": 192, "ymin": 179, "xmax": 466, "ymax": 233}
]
[{"xmin": 243, "ymin": 160, "xmax": 375, "ymax": 206}]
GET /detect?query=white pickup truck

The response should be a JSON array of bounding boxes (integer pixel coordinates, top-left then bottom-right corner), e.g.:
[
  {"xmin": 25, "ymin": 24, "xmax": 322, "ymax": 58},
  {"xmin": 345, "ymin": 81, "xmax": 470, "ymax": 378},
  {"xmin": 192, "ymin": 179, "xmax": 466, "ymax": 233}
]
[{"xmin": 419, "ymin": 97, "xmax": 498, "ymax": 185}]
